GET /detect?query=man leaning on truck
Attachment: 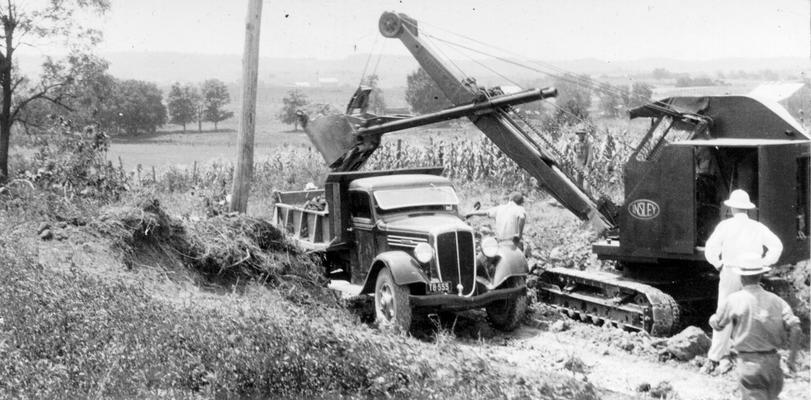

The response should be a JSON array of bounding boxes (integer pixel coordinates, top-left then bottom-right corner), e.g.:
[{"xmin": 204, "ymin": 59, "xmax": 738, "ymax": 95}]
[{"xmin": 467, "ymin": 192, "xmax": 527, "ymax": 249}]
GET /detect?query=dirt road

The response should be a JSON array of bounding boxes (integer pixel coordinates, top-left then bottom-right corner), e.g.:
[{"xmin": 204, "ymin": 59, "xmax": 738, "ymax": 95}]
[{"xmin": 447, "ymin": 314, "xmax": 810, "ymax": 400}]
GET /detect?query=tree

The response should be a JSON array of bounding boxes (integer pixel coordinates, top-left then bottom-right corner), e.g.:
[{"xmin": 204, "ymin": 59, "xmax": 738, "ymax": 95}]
[
  {"xmin": 553, "ymin": 73, "xmax": 592, "ymax": 121},
  {"xmin": 18, "ymin": 53, "xmax": 117, "ymax": 133},
  {"xmin": 107, "ymin": 80, "xmax": 167, "ymax": 136},
  {"xmin": 167, "ymin": 82, "xmax": 200, "ymax": 132},
  {"xmin": 597, "ymin": 82, "xmax": 623, "ymax": 118},
  {"xmin": 201, "ymin": 79, "xmax": 233, "ymax": 130},
  {"xmin": 629, "ymin": 82, "xmax": 653, "ymax": 108},
  {"xmin": 405, "ymin": 67, "xmax": 452, "ymax": 114},
  {"xmin": 361, "ymin": 74, "xmax": 386, "ymax": 114},
  {"xmin": 652, "ymin": 68, "xmax": 672, "ymax": 80},
  {"xmin": 278, "ymin": 89, "xmax": 308, "ymax": 131},
  {"xmin": 0, "ymin": 0, "xmax": 111, "ymax": 182}
]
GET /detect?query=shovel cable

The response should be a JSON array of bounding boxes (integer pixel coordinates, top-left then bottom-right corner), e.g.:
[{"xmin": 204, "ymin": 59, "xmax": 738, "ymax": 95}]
[
  {"xmin": 410, "ymin": 26, "xmax": 611, "ymax": 202},
  {"xmin": 358, "ymin": 35, "xmax": 380, "ymax": 87},
  {"xmin": 412, "ymin": 19, "xmax": 673, "ymax": 116},
  {"xmin": 401, "ymin": 18, "xmax": 472, "ymax": 84},
  {"xmin": 426, "ymin": 32, "xmax": 672, "ymax": 116}
]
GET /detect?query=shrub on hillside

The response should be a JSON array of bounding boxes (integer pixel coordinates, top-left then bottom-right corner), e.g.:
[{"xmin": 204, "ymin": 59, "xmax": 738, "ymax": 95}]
[
  {"xmin": 4, "ymin": 118, "xmax": 128, "ymax": 206},
  {"xmin": 0, "ymin": 239, "xmax": 598, "ymax": 399},
  {"xmin": 1, "ymin": 120, "xmax": 128, "ymax": 222}
]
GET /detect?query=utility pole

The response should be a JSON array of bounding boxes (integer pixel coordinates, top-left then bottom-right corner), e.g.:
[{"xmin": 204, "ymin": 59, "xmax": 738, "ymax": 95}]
[{"xmin": 231, "ymin": 0, "xmax": 263, "ymax": 213}]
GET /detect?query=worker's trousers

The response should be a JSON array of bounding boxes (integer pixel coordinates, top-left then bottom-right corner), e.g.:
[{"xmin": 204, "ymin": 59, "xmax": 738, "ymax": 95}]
[
  {"xmin": 708, "ymin": 265, "xmax": 742, "ymax": 362},
  {"xmin": 737, "ymin": 352, "xmax": 783, "ymax": 400}
]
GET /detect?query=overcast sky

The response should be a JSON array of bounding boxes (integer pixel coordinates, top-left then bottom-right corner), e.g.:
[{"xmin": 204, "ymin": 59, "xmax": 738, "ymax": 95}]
[{"xmin": 43, "ymin": 0, "xmax": 808, "ymax": 61}]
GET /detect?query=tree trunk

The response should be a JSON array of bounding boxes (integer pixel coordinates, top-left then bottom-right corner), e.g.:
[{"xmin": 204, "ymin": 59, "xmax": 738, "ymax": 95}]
[
  {"xmin": 198, "ymin": 118, "xmax": 202, "ymax": 133},
  {"xmin": 182, "ymin": 122, "xmax": 186, "ymax": 132},
  {"xmin": 0, "ymin": 121, "xmax": 9, "ymax": 183},
  {"xmin": 0, "ymin": 21, "xmax": 15, "ymax": 183},
  {"xmin": 214, "ymin": 120, "xmax": 218, "ymax": 130}
]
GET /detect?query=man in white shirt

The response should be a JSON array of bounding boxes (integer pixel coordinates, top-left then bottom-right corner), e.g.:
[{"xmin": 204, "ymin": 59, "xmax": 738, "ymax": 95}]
[
  {"xmin": 467, "ymin": 192, "xmax": 527, "ymax": 249},
  {"xmin": 702, "ymin": 189, "xmax": 784, "ymax": 374}
]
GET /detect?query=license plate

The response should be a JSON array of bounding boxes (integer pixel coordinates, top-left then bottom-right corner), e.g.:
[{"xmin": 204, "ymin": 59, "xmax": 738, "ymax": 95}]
[{"xmin": 429, "ymin": 281, "xmax": 451, "ymax": 293}]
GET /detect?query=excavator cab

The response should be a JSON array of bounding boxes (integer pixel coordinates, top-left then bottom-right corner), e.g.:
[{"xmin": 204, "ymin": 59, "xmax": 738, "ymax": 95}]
[{"xmin": 595, "ymin": 96, "xmax": 811, "ymax": 267}]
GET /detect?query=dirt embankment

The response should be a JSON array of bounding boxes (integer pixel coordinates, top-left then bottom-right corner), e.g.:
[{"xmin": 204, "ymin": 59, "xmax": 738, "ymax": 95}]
[{"xmin": 20, "ymin": 196, "xmax": 603, "ymax": 400}]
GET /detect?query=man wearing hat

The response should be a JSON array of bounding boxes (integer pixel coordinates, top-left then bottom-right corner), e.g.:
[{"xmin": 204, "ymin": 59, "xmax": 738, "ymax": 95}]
[
  {"xmin": 709, "ymin": 252, "xmax": 801, "ymax": 400},
  {"xmin": 703, "ymin": 189, "xmax": 784, "ymax": 374},
  {"xmin": 571, "ymin": 130, "xmax": 591, "ymax": 187},
  {"xmin": 467, "ymin": 192, "xmax": 527, "ymax": 250}
]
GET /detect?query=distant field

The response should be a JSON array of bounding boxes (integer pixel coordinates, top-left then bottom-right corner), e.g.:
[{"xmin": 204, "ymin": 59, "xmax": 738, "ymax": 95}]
[
  {"xmin": 107, "ymin": 84, "xmax": 413, "ymax": 172},
  {"xmin": 54, "ymin": 78, "xmax": 804, "ymax": 175}
]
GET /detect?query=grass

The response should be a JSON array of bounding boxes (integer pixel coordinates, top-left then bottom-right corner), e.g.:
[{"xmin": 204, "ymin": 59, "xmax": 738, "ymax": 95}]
[{"xmin": 0, "ymin": 191, "xmax": 601, "ymax": 399}]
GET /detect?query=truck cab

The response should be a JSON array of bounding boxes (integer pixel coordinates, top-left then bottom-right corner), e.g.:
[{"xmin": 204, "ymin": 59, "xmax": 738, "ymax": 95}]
[{"xmin": 273, "ymin": 167, "xmax": 528, "ymax": 332}]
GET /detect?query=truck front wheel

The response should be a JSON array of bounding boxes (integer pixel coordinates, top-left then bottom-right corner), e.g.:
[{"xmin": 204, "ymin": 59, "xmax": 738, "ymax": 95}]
[
  {"xmin": 486, "ymin": 276, "xmax": 527, "ymax": 331},
  {"xmin": 374, "ymin": 267, "xmax": 412, "ymax": 333}
]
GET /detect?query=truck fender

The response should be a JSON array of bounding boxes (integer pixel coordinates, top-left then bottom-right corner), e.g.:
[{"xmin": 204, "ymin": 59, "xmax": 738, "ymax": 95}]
[
  {"xmin": 360, "ymin": 251, "xmax": 429, "ymax": 294},
  {"xmin": 490, "ymin": 246, "xmax": 528, "ymax": 288}
]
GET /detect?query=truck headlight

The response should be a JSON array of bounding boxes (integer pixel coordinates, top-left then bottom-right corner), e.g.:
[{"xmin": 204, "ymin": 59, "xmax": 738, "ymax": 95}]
[
  {"xmin": 481, "ymin": 237, "xmax": 499, "ymax": 258},
  {"xmin": 414, "ymin": 242, "xmax": 434, "ymax": 264}
]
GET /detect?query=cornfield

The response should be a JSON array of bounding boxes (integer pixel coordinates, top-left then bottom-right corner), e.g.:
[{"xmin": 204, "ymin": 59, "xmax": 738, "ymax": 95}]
[
  {"xmin": 136, "ymin": 125, "xmax": 633, "ymax": 207},
  {"xmin": 365, "ymin": 127, "xmax": 631, "ymax": 203}
]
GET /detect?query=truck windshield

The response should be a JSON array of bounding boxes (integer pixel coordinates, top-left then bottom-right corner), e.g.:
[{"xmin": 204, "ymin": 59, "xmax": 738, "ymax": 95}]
[{"xmin": 373, "ymin": 186, "xmax": 459, "ymax": 210}]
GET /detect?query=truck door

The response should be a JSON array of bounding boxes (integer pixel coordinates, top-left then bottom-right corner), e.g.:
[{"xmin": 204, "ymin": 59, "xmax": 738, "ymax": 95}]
[{"xmin": 348, "ymin": 190, "xmax": 377, "ymax": 283}]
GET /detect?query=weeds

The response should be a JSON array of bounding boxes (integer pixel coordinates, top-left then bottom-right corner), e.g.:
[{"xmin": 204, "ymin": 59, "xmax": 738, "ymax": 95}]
[{"xmin": 0, "ymin": 235, "xmax": 598, "ymax": 399}]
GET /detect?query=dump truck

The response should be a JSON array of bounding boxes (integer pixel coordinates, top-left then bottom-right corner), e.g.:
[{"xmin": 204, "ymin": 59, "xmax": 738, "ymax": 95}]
[
  {"xmin": 272, "ymin": 167, "xmax": 529, "ymax": 332},
  {"xmin": 295, "ymin": 11, "xmax": 810, "ymax": 336}
]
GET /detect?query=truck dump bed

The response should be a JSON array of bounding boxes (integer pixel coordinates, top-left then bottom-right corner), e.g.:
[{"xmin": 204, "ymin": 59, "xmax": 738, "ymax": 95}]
[{"xmin": 272, "ymin": 189, "xmax": 332, "ymax": 251}]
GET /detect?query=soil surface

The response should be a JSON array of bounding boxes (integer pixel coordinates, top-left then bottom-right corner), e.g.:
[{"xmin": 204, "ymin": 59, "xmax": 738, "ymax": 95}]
[{"xmin": 418, "ymin": 306, "xmax": 810, "ymax": 400}]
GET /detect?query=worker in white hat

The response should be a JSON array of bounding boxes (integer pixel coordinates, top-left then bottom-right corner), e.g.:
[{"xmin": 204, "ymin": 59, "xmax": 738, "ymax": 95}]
[
  {"xmin": 709, "ymin": 252, "xmax": 800, "ymax": 400},
  {"xmin": 702, "ymin": 189, "xmax": 783, "ymax": 374}
]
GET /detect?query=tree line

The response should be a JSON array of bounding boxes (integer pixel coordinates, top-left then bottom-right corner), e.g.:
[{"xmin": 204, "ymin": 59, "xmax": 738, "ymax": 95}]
[
  {"xmin": 0, "ymin": 1, "xmax": 239, "ymax": 181},
  {"xmin": 18, "ymin": 58, "xmax": 234, "ymax": 137},
  {"xmin": 276, "ymin": 69, "xmax": 653, "ymax": 135},
  {"xmin": 167, "ymin": 80, "xmax": 234, "ymax": 132}
]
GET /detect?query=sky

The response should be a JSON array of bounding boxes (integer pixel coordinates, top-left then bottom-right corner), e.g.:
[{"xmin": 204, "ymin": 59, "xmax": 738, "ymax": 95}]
[{"xmin": 79, "ymin": 0, "xmax": 809, "ymax": 61}]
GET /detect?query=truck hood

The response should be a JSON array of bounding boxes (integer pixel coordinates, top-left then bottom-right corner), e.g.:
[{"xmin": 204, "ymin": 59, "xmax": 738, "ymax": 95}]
[{"xmin": 382, "ymin": 214, "xmax": 471, "ymax": 235}]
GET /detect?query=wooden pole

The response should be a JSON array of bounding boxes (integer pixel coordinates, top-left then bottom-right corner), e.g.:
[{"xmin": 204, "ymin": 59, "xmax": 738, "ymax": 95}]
[{"xmin": 231, "ymin": 0, "xmax": 263, "ymax": 213}]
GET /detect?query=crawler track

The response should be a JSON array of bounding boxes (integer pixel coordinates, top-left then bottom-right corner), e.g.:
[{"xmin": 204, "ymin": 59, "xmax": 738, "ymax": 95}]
[{"xmin": 537, "ymin": 267, "xmax": 680, "ymax": 336}]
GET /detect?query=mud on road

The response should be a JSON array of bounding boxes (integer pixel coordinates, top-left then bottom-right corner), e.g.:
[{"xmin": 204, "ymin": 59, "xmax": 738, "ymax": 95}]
[{"xmin": 414, "ymin": 305, "xmax": 810, "ymax": 400}]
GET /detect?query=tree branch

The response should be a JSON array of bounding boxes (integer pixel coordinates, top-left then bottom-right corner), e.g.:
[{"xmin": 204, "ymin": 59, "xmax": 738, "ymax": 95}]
[
  {"xmin": 10, "ymin": 76, "xmax": 23, "ymax": 92},
  {"xmin": 10, "ymin": 81, "xmax": 73, "ymax": 122}
]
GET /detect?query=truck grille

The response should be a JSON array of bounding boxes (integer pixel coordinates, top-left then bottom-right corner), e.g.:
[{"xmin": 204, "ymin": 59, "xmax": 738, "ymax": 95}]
[{"xmin": 435, "ymin": 231, "xmax": 476, "ymax": 296}]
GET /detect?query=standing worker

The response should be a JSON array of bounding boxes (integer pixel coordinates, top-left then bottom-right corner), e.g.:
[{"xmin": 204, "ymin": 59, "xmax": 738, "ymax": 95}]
[
  {"xmin": 572, "ymin": 130, "xmax": 591, "ymax": 187},
  {"xmin": 703, "ymin": 189, "xmax": 784, "ymax": 374},
  {"xmin": 467, "ymin": 192, "xmax": 527, "ymax": 250},
  {"xmin": 709, "ymin": 252, "xmax": 801, "ymax": 400}
]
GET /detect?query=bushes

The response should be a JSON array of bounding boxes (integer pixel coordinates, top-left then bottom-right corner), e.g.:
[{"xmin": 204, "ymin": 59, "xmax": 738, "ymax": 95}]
[
  {"xmin": 21, "ymin": 119, "xmax": 128, "ymax": 201},
  {"xmin": 2, "ymin": 119, "xmax": 128, "ymax": 222},
  {"xmin": 0, "ymin": 240, "xmax": 598, "ymax": 399},
  {"xmin": 0, "ymin": 249, "xmax": 379, "ymax": 398}
]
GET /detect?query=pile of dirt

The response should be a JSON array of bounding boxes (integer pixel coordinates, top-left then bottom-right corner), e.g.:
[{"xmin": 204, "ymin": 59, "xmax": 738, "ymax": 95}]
[
  {"xmin": 92, "ymin": 195, "xmax": 330, "ymax": 303},
  {"xmin": 660, "ymin": 326, "xmax": 711, "ymax": 361}
]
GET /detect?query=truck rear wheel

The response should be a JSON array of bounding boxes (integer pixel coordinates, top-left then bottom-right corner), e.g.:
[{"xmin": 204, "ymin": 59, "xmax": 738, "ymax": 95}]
[
  {"xmin": 486, "ymin": 277, "xmax": 527, "ymax": 331},
  {"xmin": 375, "ymin": 267, "xmax": 412, "ymax": 333}
]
